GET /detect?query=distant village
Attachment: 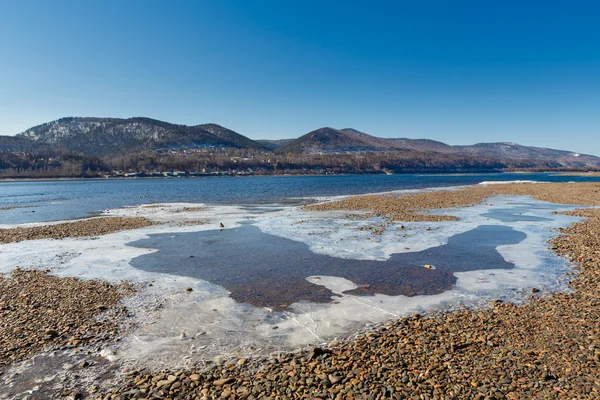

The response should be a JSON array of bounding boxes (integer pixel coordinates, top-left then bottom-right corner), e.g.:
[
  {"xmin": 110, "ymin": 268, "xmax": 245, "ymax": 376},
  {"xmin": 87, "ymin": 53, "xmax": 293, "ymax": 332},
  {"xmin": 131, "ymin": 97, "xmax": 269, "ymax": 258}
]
[{"xmin": 107, "ymin": 166, "xmax": 340, "ymax": 178}]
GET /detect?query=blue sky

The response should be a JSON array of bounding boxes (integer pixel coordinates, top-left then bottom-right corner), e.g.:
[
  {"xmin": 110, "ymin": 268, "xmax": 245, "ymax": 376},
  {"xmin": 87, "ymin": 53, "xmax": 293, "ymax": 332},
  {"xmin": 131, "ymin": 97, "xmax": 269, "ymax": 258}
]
[{"xmin": 1, "ymin": 1, "xmax": 599, "ymax": 154}]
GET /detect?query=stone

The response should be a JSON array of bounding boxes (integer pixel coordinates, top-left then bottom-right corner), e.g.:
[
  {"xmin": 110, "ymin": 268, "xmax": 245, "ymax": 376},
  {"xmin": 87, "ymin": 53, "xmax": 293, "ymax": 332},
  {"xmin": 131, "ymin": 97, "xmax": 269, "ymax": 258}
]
[
  {"xmin": 214, "ymin": 377, "xmax": 235, "ymax": 386},
  {"xmin": 155, "ymin": 379, "xmax": 170, "ymax": 388},
  {"xmin": 44, "ymin": 329, "xmax": 58, "ymax": 337}
]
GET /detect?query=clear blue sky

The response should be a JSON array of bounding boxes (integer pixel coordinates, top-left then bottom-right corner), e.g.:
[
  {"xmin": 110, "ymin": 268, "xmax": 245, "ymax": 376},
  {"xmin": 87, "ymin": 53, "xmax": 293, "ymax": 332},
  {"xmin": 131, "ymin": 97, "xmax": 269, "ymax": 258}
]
[{"xmin": 1, "ymin": 1, "xmax": 599, "ymax": 154}]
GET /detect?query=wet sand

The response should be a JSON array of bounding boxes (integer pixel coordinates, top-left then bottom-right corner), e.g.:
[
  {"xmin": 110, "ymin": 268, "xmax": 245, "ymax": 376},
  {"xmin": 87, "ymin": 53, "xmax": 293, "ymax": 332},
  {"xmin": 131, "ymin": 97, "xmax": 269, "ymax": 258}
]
[{"xmin": 0, "ymin": 217, "xmax": 153, "ymax": 244}]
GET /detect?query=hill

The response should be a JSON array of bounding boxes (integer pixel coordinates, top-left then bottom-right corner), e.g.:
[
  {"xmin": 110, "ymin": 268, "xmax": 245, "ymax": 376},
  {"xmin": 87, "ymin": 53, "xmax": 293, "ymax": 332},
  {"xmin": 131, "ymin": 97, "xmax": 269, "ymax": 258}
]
[
  {"xmin": 276, "ymin": 127, "xmax": 404, "ymax": 154},
  {"xmin": 453, "ymin": 142, "xmax": 599, "ymax": 168},
  {"xmin": 17, "ymin": 117, "xmax": 267, "ymax": 156},
  {"xmin": 195, "ymin": 123, "xmax": 266, "ymax": 150},
  {"xmin": 0, "ymin": 135, "xmax": 45, "ymax": 152},
  {"xmin": 277, "ymin": 127, "xmax": 600, "ymax": 167},
  {"xmin": 256, "ymin": 139, "xmax": 295, "ymax": 151},
  {"xmin": 2, "ymin": 118, "xmax": 599, "ymax": 177}
]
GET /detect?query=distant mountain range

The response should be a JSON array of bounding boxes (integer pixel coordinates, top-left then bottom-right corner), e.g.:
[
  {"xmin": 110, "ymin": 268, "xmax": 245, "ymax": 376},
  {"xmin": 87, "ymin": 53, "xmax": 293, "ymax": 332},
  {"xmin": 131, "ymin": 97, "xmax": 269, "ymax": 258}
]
[
  {"xmin": 1, "ymin": 117, "xmax": 598, "ymax": 178},
  {"xmin": 272, "ymin": 126, "xmax": 599, "ymax": 167}
]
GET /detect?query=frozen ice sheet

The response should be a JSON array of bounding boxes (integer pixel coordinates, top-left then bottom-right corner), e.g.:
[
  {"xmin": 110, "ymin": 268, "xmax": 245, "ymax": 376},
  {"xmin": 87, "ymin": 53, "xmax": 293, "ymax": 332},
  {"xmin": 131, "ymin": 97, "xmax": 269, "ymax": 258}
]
[
  {"xmin": 254, "ymin": 195, "xmax": 579, "ymax": 261},
  {"xmin": 0, "ymin": 195, "xmax": 585, "ymax": 371}
]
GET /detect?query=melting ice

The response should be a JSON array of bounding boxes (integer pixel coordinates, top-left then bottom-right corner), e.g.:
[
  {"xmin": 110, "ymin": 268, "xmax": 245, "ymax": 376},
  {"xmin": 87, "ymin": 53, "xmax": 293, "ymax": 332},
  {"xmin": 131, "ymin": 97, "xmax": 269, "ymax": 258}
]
[{"xmin": 0, "ymin": 195, "xmax": 584, "ymax": 369}]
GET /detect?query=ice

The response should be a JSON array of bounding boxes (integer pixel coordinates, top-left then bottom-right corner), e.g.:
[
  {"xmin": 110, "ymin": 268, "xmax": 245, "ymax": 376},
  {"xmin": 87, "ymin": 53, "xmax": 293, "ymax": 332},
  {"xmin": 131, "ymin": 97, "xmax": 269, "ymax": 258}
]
[
  {"xmin": 246, "ymin": 195, "xmax": 581, "ymax": 349},
  {"xmin": 253, "ymin": 195, "xmax": 579, "ymax": 262},
  {"xmin": 0, "ymin": 194, "xmax": 585, "ymax": 371},
  {"xmin": 303, "ymin": 184, "xmax": 471, "ymax": 204},
  {"xmin": 273, "ymin": 276, "xmax": 460, "ymax": 346},
  {"xmin": 256, "ymin": 197, "xmax": 578, "ymax": 344},
  {"xmin": 479, "ymin": 180, "xmax": 542, "ymax": 185}
]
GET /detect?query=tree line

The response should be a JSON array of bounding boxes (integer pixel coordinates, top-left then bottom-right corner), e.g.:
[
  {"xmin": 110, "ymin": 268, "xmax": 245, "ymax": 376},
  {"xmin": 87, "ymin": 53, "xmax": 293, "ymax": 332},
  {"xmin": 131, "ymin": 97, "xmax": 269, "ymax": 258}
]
[{"xmin": 1, "ymin": 145, "xmax": 594, "ymax": 179}]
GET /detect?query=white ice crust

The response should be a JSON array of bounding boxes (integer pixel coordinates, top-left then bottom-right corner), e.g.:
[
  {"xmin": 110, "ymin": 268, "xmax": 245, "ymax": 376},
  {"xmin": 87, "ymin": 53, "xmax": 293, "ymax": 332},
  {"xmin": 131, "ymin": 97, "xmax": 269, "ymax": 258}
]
[
  {"xmin": 478, "ymin": 180, "xmax": 541, "ymax": 185},
  {"xmin": 0, "ymin": 195, "xmax": 583, "ymax": 370}
]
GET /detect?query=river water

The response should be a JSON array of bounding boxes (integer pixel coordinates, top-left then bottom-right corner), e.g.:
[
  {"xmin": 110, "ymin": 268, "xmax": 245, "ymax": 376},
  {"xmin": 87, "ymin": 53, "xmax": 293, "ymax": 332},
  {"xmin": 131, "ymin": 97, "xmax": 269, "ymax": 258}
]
[{"xmin": 2, "ymin": 172, "xmax": 599, "ymax": 225}]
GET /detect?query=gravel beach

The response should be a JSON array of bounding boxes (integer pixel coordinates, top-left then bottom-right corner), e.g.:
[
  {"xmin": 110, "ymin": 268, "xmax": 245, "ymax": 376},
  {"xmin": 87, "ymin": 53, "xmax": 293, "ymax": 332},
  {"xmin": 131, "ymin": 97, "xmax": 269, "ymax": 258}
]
[
  {"xmin": 0, "ymin": 269, "xmax": 133, "ymax": 372},
  {"xmin": 305, "ymin": 182, "xmax": 600, "ymax": 221},
  {"xmin": 0, "ymin": 217, "xmax": 153, "ymax": 244},
  {"xmin": 2, "ymin": 182, "xmax": 600, "ymax": 399},
  {"xmin": 93, "ymin": 182, "xmax": 600, "ymax": 399},
  {"xmin": 554, "ymin": 172, "xmax": 600, "ymax": 177}
]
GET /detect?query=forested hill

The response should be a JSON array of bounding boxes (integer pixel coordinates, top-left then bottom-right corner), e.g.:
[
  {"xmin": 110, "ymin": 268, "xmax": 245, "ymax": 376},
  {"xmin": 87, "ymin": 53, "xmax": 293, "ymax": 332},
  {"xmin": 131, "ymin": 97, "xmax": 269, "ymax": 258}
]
[
  {"xmin": 1, "ymin": 118, "xmax": 598, "ymax": 178},
  {"xmin": 18, "ymin": 117, "xmax": 267, "ymax": 156},
  {"xmin": 275, "ymin": 127, "xmax": 600, "ymax": 167}
]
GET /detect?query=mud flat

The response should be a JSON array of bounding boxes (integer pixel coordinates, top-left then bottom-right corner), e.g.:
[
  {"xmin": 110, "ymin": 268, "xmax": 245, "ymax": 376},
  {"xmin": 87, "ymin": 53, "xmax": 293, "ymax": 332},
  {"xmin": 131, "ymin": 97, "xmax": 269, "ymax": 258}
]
[
  {"xmin": 0, "ymin": 217, "xmax": 153, "ymax": 244},
  {"xmin": 92, "ymin": 182, "xmax": 600, "ymax": 399}
]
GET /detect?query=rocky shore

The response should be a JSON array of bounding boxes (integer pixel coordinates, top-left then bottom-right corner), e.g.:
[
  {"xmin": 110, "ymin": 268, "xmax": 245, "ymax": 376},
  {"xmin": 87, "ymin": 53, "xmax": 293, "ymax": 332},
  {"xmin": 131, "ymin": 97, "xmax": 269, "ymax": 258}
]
[
  {"xmin": 2, "ymin": 183, "xmax": 600, "ymax": 399},
  {"xmin": 0, "ymin": 217, "xmax": 153, "ymax": 244},
  {"xmin": 0, "ymin": 269, "xmax": 133, "ymax": 372},
  {"xmin": 554, "ymin": 172, "xmax": 600, "ymax": 177},
  {"xmin": 93, "ymin": 183, "xmax": 600, "ymax": 399},
  {"xmin": 305, "ymin": 189, "xmax": 487, "ymax": 222},
  {"xmin": 305, "ymin": 182, "xmax": 600, "ymax": 221}
]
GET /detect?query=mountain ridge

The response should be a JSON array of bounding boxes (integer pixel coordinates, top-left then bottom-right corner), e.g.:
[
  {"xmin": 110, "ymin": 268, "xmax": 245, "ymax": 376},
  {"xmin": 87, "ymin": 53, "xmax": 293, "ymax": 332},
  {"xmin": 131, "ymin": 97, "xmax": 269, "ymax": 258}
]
[
  {"xmin": 273, "ymin": 126, "xmax": 598, "ymax": 167},
  {"xmin": 17, "ymin": 117, "xmax": 267, "ymax": 156},
  {"xmin": 3, "ymin": 118, "xmax": 598, "ymax": 177}
]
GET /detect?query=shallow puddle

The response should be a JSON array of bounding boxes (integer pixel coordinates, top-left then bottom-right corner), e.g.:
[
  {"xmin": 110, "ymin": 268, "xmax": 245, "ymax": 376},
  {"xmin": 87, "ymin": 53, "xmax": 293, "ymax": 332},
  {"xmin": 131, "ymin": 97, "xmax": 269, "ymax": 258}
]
[
  {"xmin": 0, "ymin": 194, "xmax": 584, "ymax": 371},
  {"xmin": 128, "ymin": 224, "xmax": 526, "ymax": 310}
]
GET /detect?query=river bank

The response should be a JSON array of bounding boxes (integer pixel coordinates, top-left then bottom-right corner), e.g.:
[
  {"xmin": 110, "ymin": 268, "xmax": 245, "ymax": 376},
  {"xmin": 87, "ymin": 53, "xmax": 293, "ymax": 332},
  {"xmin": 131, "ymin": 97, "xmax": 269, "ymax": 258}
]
[
  {"xmin": 89, "ymin": 183, "xmax": 599, "ymax": 399},
  {"xmin": 1, "ymin": 182, "xmax": 599, "ymax": 398}
]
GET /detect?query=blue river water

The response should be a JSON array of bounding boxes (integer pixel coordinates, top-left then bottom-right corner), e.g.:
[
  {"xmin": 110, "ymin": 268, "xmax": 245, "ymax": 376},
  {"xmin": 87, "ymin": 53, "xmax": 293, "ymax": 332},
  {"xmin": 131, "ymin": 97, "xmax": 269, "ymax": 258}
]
[{"xmin": 1, "ymin": 173, "xmax": 599, "ymax": 224}]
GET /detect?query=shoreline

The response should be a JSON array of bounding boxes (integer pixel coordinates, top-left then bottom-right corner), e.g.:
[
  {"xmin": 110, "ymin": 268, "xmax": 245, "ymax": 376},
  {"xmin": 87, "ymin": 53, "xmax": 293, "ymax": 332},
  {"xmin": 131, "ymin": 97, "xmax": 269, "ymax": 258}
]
[
  {"xmin": 306, "ymin": 181, "xmax": 600, "ymax": 217},
  {"xmin": 0, "ymin": 269, "xmax": 133, "ymax": 371},
  {"xmin": 98, "ymin": 183, "xmax": 600, "ymax": 399},
  {"xmin": 0, "ymin": 170, "xmax": 594, "ymax": 183},
  {"xmin": 552, "ymin": 171, "xmax": 600, "ymax": 177},
  {"xmin": 1, "ymin": 183, "xmax": 599, "ymax": 398}
]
